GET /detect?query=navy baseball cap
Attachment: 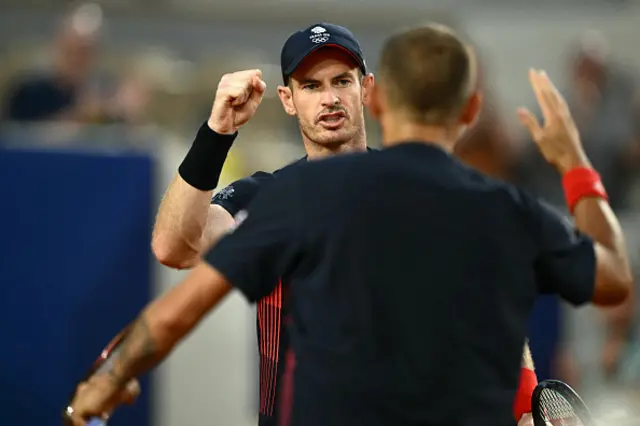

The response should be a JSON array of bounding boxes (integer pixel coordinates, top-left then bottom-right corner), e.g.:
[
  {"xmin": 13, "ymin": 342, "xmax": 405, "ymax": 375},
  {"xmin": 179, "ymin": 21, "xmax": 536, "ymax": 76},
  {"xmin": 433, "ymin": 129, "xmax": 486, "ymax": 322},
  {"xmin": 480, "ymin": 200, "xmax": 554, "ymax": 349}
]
[{"xmin": 280, "ymin": 22, "xmax": 367, "ymax": 84}]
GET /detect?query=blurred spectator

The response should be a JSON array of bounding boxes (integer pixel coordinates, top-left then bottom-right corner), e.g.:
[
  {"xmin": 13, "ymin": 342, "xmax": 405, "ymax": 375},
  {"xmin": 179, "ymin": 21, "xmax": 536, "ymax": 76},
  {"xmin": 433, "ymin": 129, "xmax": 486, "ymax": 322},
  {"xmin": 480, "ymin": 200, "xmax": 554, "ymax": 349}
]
[
  {"xmin": 1, "ymin": 4, "xmax": 150, "ymax": 125},
  {"xmin": 109, "ymin": 72, "xmax": 152, "ymax": 124},
  {"xmin": 2, "ymin": 8, "xmax": 100, "ymax": 122},
  {"xmin": 455, "ymin": 54, "xmax": 515, "ymax": 181},
  {"xmin": 568, "ymin": 32, "xmax": 640, "ymax": 210}
]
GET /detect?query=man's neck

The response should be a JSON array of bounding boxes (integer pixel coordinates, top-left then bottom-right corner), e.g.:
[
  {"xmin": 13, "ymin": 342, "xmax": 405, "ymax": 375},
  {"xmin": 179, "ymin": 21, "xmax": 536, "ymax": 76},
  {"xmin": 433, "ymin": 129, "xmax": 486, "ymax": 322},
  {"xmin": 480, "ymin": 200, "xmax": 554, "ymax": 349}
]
[
  {"xmin": 380, "ymin": 116, "xmax": 460, "ymax": 153},
  {"xmin": 303, "ymin": 134, "xmax": 368, "ymax": 161}
]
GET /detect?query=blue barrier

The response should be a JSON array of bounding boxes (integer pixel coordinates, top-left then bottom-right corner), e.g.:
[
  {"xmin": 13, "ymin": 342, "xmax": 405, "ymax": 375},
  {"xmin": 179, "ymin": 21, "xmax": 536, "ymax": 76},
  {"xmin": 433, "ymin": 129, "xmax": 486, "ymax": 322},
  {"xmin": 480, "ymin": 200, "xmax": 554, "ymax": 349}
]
[{"xmin": 0, "ymin": 148, "xmax": 154, "ymax": 426}]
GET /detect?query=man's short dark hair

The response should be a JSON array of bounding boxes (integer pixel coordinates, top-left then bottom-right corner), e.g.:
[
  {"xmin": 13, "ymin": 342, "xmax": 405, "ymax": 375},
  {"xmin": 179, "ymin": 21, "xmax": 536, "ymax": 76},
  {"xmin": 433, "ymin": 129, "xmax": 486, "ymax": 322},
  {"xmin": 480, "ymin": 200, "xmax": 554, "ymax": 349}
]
[{"xmin": 378, "ymin": 24, "xmax": 476, "ymax": 125}]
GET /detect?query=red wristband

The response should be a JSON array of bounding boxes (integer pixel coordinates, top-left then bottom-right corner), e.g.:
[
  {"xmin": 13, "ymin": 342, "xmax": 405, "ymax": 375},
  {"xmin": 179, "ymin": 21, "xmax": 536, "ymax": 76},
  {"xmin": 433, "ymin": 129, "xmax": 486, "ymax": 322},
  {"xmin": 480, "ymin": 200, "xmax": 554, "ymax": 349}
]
[
  {"xmin": 513, "ymin": 367, "xmax": 537, "ymax": 421},
  {"xmin": 562, "ymin": 167, "xmax": 608, "ymax": 214}
]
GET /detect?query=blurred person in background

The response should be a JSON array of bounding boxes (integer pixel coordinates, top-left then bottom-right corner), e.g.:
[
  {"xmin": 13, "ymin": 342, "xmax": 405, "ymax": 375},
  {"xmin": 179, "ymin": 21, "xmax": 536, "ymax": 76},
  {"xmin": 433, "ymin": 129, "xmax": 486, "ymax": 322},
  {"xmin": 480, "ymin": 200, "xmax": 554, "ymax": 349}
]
[
  {"xmin": 455, "ymin": 54, "xmax": 516, "ymax": 181},
  {"xmin": 515, "ymin": 31, "xmax": 639, "ymax": 400},
  {"xmin": 1, "ymin": 4, "xmax": 150, "ymax": 125}
]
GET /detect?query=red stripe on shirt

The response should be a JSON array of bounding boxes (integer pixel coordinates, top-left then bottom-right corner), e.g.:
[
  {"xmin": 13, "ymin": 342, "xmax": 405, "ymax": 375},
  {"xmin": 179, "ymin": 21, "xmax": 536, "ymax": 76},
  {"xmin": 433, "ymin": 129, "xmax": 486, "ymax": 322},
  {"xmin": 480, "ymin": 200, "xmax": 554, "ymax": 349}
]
[{"xmin": 257, "ymin": 280, "xmax": 283, "ymax": 416}]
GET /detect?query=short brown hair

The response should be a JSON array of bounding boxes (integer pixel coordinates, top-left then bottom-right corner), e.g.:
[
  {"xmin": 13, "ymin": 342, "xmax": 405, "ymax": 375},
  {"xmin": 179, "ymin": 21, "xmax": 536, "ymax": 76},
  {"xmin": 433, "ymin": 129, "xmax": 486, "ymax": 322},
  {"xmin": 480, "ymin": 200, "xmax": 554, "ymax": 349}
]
[{"xmin": 378, "ymin": 24, "xmax": 476, "ymax": 125}]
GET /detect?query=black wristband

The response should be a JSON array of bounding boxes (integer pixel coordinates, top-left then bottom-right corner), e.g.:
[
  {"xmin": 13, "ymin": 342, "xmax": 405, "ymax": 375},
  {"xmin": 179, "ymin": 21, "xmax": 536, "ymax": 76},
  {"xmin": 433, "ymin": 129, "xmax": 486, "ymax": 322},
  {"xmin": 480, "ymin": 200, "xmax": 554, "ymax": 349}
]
[{"xmin": 178, "ymin": 121, "xmax": 237, "ymax": 191}]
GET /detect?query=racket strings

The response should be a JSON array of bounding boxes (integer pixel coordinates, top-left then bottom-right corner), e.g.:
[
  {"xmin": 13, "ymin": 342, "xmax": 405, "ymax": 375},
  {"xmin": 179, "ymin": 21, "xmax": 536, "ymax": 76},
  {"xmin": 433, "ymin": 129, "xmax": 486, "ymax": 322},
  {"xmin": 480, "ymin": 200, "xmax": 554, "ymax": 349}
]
[{"xmin": 539, "ymin": 388, "xmax": 582, "ymax": 425}]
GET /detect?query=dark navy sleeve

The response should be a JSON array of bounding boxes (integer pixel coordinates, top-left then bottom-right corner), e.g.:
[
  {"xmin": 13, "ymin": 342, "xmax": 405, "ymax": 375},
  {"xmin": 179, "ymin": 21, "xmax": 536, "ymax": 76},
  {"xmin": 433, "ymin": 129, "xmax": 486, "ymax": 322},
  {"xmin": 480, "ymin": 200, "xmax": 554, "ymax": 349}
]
[
  {"xmin": 211, "ymin": 171, "xmax": 275, "ymax": 217},
  {"xmin": 525, "ymin": 194, "xmax": 597, "ymax": 306},
  {"xmin": 204, "ymin": 170, "xmax": 302, "ymax": 303}
]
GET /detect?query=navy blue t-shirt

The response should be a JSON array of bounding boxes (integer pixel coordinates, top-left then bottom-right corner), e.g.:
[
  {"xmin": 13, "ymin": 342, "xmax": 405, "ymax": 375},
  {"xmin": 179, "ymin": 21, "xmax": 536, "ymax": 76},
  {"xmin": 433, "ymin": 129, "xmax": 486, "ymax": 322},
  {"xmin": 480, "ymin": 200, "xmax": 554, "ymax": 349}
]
[
  {"xmin": 205, "ymin": 142, "xmax": 596, "ymax": 426},
  {"xmin": 212, "ymin": 149, "xmax": 374, "ymax": 426}
]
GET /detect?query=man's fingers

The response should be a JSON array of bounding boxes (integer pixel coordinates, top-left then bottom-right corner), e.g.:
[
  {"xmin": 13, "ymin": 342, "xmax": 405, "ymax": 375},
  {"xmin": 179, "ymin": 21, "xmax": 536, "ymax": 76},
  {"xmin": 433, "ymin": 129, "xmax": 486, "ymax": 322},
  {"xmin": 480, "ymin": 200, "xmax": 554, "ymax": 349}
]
[
  {"xmin": 64, "ymin": 407, "xmax": 88, "ymax": 426},
  {"xmin": 221, "ymin": 71, "xmax": 263, "ymax": 106},
  {"xmin": 536, "ymin": 71, "xmax": 562, "ymax": 116},
  {"xmin": 540, "ymin": 71, "xmax": 570, "ymax": 112},
  {"xmin": 530, "ymin": 69, "xmax": 564, "ymax": 123},
  {"xmin": 517, "ymin": 413, "xmax": 534, "ymax": 426},
  {"xmin": 517, "ymin": 107, "xmax": 542, "ymax": 138},
  {"xmin": 71, "ymin": 414, "xmax": 86, "ymax": 426},
  {"xmin": 252, "ymin": 76, "xmax": 267, "ymax": 94},
  {"xmin": 249, "ymin": 69, "xmax": 262, "ymax": 79},
  {"xmin": 246, "ymin": 77, "xmax": 266, "ymax": 108},
  {"xmin": 228, "ymin": 83, "xmax": 251, "ymax": 106},
  {"xmin": 228, "ymin": 69, "xmax": 262, "ymax": 80},
  {"xmin": 529, "ymin": 69, "xmax": 553, "ymax": 121}
]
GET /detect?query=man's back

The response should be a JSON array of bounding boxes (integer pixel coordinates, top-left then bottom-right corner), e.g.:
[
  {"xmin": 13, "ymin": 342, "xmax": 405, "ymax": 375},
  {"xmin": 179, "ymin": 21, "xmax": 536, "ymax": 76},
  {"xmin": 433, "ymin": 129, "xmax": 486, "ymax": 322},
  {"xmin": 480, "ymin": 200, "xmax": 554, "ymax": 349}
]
[{"xmin": 261, "ymin": 142, "xmax": 594, "ymax": 426}]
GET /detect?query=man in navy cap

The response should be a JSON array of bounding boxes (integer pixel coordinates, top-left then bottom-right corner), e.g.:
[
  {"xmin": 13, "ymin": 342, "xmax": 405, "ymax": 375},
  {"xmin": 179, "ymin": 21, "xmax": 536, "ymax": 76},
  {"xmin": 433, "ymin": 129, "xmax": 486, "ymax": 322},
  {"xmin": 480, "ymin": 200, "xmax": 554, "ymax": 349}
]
[{"xmin": 152, "ymin": 22, "xmax": 374, "ymax": 426}]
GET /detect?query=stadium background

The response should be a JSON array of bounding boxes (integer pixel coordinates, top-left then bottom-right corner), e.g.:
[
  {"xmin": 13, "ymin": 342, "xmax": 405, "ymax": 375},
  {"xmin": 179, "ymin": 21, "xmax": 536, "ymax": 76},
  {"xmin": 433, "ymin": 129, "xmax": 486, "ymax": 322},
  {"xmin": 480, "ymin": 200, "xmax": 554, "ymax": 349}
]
[{"xmin": 1, "ymin": 1, "xmax": 639, "ymax": 425}]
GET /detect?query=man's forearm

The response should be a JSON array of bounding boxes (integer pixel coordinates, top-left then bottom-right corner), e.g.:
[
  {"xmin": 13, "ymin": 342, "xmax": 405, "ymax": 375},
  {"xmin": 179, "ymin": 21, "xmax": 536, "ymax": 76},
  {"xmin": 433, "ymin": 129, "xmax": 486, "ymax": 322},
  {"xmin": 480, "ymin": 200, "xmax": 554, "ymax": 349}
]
[
  {"xmin": 105, "ymin": 315, "xmax": 164, "ymax": 387},
  {"xmin": 567, "ymin": 158, "xmax": 631, "ymax": 287},
  {"xmin": 152, "ymin": 175, "xmax": 214, "ymax": 268},
  {"xmin": 104, "ymin": 263, "xmax": 233, "ymax": 385}
]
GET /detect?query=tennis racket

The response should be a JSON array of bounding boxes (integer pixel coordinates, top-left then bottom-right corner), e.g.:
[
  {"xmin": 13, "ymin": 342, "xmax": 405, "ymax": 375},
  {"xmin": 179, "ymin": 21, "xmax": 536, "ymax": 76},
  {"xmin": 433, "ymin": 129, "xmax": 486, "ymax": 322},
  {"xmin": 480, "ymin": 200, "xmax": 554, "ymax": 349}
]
[
  {"xmin": 64, "ymin": 327, "xmax": 130, "ymax": 426},
  {"xmin": 531, "ymin": 379, "xmax": 596, "ymax": 426}
]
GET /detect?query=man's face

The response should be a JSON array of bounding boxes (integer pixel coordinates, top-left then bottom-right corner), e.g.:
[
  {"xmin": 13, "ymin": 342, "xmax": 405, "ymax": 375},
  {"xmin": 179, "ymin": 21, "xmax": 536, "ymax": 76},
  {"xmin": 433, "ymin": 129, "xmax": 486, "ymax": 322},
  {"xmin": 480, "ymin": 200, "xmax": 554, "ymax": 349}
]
[{"xmin": 278, "ymin": 48, "xmax": 372, "ymax": 148}]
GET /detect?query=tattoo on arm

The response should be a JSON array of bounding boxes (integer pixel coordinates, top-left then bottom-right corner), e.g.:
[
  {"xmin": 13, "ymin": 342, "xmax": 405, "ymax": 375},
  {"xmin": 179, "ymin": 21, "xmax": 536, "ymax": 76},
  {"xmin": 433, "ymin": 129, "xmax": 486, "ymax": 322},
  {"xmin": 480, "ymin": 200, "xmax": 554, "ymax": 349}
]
[{"xmin": 103, "ymin": 316, "xmax": 159, "ymax": 386}]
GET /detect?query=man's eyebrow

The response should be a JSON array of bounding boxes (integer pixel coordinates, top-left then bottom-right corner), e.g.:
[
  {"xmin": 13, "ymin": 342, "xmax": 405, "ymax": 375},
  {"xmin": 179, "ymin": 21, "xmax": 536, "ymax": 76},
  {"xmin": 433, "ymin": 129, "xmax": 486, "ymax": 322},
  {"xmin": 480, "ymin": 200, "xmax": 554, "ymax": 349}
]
[
  {"xmin": 298, "ymin": 78, "xmax": 321, "ymax": 85},
  {"xmin": 332, "ymin": 72, "xmax": 354, "ymax": 80},
  {"xmin": 296, "ymin": 71, "xmax": 356, "ymax": 85}
]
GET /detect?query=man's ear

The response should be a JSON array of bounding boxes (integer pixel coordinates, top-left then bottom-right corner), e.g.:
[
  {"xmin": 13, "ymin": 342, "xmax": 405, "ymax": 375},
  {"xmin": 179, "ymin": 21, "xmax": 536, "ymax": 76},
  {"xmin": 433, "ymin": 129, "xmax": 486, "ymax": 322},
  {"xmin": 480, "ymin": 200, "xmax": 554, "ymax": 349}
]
[
  {"xmin": 361, "ymin": 73, "xmax": 375, "ymax": 106},
  {"xmin": 368, "ymin": 82, "xmax": 383, "ymax": 121},
  {"xmin": 277, "ymin": 85, "xmax": 296, "ymax": 116},
  {"xmin": 459, "ymin": 92, "xmax": 482, "ymax": 126}
]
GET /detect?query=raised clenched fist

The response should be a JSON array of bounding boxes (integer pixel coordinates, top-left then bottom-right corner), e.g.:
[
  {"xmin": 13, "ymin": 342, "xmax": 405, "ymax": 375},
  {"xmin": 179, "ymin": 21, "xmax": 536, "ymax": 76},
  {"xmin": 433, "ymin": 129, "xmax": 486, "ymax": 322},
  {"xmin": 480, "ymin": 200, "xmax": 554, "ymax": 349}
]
[{"xmin": 208, "ymin": 69, "xmax": 267, "ymax": 135}]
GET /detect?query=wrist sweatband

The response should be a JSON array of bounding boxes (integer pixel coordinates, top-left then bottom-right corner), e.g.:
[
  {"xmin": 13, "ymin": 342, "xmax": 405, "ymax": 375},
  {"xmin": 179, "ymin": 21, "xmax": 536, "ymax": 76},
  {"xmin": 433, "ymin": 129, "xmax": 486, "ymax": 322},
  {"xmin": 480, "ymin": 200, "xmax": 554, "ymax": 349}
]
[
  {"xmin": 178, "ymin": 121, "xmax": 237, "ymax": 191},
  {"xmin": 562, "ymin": 167, "xmax": 608, "ymax": 214},
  {"xmin": 513, "ymin": 367, "xmax": 537, "ymax": 421}
]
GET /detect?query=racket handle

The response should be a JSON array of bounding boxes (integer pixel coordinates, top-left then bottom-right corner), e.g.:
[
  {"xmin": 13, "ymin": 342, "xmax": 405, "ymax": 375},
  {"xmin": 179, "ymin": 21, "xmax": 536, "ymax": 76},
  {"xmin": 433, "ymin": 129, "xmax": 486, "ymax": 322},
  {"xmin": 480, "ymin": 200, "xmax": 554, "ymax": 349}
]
[{"xmin": 87, "ymin": 417, "xmax": 106, "ymax": 426}]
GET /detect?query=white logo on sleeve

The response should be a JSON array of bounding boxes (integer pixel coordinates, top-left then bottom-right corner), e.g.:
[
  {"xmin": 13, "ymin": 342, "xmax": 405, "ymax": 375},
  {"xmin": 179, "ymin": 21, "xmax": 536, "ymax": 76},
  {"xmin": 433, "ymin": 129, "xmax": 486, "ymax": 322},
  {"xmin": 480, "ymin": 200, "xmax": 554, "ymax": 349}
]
[{"xmin": 216, "ymin": 186, "xmax": 235, "ymax": 200}]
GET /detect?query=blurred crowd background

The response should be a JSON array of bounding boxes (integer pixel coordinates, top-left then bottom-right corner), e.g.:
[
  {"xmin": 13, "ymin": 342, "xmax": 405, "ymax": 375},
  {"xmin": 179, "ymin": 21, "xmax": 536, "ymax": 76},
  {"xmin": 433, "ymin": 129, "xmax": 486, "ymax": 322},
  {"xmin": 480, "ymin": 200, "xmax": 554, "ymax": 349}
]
[{"xmin": 1, "ymin": 1, "xmax": 640, "ymax": 425}]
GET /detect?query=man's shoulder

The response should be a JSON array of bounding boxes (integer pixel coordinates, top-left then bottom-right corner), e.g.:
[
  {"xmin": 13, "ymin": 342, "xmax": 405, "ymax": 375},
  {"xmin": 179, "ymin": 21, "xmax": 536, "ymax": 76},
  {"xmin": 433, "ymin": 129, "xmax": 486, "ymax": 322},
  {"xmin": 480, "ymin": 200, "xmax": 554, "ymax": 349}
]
[
  {"xmin": 220, "ymin": 170, "xmax": 275, "ymax": 192},
  {"xmin": 211, "ymin": 171, "xmax": 276, "ymax": 214},
  {"xmin": 215, "ymin": 155, "xmax": 307, "ymax": 201},
  {"xmin": 275, "ymin": 147, "xmax": 376, "ymax": 175},
  {"xmin": 273, "ymin": 156, "xmax": 307, "ymax": 175},
  {"xmin": 298, "ymin": 150, "xmax": 372, "ymax": 175}
]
